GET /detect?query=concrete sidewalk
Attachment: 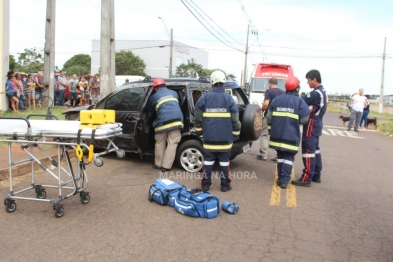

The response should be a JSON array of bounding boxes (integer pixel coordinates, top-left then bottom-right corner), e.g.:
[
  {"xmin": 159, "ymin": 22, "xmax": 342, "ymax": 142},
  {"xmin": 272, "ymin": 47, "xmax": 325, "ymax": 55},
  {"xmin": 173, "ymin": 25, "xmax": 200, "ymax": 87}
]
[{"xmin": 0, "ymin": 143, "xmax": 76, "ymax": 181}]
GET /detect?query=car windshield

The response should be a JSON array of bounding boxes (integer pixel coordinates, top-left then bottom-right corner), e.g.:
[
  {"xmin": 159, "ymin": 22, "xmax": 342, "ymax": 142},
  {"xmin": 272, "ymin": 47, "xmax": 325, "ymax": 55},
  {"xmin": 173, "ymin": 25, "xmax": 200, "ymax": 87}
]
[
  {"xmin": 249, "ymin": 78, "xmax": 286, "ymax": 92},
  {"xmin": 104, "ymin": 87, "xmax": 145, "ymax": 111}
]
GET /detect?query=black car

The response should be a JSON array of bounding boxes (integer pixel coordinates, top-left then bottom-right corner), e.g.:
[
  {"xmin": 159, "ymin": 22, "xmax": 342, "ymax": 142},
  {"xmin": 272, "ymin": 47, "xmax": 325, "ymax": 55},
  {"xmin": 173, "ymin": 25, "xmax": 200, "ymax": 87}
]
[{"xmin": 62, "ymin": 78, "xmax": 262, "ymax": 172}]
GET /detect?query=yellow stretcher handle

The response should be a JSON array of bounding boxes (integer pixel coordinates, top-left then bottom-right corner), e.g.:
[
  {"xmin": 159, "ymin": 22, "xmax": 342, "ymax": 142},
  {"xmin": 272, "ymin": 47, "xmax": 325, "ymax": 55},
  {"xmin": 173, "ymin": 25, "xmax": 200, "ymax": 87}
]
[
  {"xmin": 88, "ymin": 144, "xmax": 94, "ymax": 162},
  {"xmin": 76, "ymin": 145, "xmax": 84, "ymax": 161}
]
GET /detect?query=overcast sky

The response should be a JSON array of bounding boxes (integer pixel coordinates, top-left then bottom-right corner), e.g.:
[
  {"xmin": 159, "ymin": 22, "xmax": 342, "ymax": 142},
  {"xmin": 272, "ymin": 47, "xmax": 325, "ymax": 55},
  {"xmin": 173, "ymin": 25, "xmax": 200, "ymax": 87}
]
[{"xmin": 8, "ymin": 0, "xmax": 393, "ymax": 95}]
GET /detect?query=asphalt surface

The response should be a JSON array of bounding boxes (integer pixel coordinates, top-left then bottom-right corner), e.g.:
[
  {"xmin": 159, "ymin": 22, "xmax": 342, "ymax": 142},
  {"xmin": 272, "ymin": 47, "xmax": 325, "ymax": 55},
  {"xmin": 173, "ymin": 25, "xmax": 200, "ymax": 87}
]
[{"xmin": 0, "ymin": 112, "xmax": 392, "ymax": 262}]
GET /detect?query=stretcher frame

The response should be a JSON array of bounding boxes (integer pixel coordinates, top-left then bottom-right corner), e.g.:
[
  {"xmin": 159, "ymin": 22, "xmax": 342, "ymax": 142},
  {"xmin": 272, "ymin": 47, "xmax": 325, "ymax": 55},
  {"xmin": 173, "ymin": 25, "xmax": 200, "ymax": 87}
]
[{"xmin": 0, "ymin": 117, "xmax": 124, "ymax": 218}]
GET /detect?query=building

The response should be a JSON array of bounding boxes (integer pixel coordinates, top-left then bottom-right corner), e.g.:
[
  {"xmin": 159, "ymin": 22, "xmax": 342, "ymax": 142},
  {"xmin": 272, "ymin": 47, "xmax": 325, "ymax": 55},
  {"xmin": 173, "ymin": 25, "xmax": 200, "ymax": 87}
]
[
  {"xmin": 383, "ymin": 95, "xmax": 393, "ymax": 105},
  {"xmin": 91, "ymin": 40, "xmax": 208, "ymax": 78}
]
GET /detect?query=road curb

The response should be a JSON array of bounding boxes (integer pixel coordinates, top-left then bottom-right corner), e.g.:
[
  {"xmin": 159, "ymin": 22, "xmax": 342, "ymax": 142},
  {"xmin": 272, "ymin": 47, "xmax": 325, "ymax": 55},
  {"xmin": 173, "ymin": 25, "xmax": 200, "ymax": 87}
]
[{"xmin": 0, "ymin": 151, "xmax": 76, "ymax": 182}]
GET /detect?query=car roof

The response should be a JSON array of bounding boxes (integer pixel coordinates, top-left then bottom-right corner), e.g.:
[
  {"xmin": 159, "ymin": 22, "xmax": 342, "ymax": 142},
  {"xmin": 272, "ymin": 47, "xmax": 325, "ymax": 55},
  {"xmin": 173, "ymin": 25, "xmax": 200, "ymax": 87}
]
[{"xmin": 117, "ymin": 77, "xmax": 212, "ymax": 92}]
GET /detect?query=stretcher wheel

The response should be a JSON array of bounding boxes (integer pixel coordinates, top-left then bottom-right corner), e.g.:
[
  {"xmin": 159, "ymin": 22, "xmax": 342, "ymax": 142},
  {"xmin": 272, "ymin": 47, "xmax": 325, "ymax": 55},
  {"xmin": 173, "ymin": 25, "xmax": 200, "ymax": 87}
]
[
  {"xmin": 80, "ymin": 192, "xmax": 90, "ymax": 204},
  {"xmin": 36, "ymin": 189, "xmax": 47, "ymax": 199},
  {"xmin": 54, "ymin": 205, "xmax": 65, "ymax": 218},
  {"xmin": 116, "ymin": 150, "xmax": 126, "ymax": 159},
  {"xmin": 94, "ymin": 157, "xmax": 104, "ymax": 167},
  {"xmin": 5, "ymin": 200, "xmax": 16, "ymax": 213}
]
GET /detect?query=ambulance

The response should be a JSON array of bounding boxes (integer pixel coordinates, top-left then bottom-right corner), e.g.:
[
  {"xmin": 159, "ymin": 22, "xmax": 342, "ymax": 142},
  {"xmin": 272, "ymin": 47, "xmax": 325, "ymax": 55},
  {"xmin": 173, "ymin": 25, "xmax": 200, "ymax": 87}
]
[{"xmin": 248, "ymin": 63, "xmax": 294, "ymax": 108}]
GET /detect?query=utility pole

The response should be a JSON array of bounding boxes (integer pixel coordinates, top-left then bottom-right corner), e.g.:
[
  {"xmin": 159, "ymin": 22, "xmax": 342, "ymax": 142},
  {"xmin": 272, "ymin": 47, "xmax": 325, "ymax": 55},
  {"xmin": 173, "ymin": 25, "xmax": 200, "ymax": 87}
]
[
  {"xmin": 100, "ymin": 0, "xmax": 114, "ymax": 98},
  {"xmin": 1, "ymin": 0, "xmax": 10, "ymax": 112},
  {"xmin": 109, "ymin": 0, "xmax": 115, "ymax": 92},
  {"xmin": 243, "ymin": 24, "xmax": 250, "ymax": 89},
  {"xmin": 44, "ymin": 0, "xmax": 55, "ymax": 103},
  {"xmin": 379, "ymin": 37, "xmax": 387, "ymax": 114},
  {"xmin": 169, "ymin": 29, "xmax": 173, "ymax": 78}
]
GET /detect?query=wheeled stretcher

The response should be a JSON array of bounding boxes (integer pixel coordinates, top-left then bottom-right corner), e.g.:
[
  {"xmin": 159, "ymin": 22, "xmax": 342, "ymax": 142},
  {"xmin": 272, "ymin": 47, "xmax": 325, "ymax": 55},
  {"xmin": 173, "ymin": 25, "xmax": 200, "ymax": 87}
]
[{"xmin": 0, "ymin": 115, "xmax": 123, "ymax": 218}]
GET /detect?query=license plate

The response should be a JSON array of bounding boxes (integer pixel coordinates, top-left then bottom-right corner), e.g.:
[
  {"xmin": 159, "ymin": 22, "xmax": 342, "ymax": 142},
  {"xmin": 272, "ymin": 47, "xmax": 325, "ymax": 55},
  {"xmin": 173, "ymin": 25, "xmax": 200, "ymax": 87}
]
[{"xmin": 243, "ymin": 144, "xmax": 251, "ymax": 152}]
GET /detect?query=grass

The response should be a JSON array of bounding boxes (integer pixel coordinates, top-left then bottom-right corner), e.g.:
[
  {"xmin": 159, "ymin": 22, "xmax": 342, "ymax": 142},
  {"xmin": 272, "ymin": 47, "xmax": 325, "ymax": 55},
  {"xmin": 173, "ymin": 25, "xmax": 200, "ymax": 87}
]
[
  {"xmin": 0, "ymin": 107, "xmax": 66, "ymax": 120},
  {"xmin": 378, "ymin": 121, "xmax": 393, "ymax": 136}
]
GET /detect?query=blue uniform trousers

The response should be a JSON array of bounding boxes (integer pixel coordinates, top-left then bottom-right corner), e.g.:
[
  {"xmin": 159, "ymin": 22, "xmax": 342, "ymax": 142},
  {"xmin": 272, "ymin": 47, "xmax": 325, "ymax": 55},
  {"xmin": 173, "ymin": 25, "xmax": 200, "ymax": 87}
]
[
  {"xmin": 201, "ymin": 151, "xmax": 231, "ymax": 187},
  {"xmin": 276, "ymin": 151, "xmax": 296, "ymax": 185},
  {"xmin": 300, "ymin": 135, "xmax": 322, "ymax": 184}
]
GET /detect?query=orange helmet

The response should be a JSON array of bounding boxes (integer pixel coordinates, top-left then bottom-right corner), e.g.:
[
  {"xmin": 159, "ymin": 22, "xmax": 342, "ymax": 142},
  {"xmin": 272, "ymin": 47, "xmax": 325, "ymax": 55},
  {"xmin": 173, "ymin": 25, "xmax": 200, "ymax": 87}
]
[
  {"xmin": 285, "ymin": 76, "xmax": 300, "ymax": 91},
  {"xmin": 153, "ymin": 78, "xmax": 166, "ymax": 90}
]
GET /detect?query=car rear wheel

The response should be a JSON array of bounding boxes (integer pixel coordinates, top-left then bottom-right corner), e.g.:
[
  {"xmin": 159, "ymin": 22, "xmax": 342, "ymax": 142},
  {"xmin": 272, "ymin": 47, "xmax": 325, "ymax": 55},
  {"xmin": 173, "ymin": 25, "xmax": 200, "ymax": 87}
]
[
  {"xmin": 241, "ymin": 104, "xmax": 263, "ymax": 141},
  {"xmin": 176, "ymin": 140, "xmax": 204, "ymax": 173}
]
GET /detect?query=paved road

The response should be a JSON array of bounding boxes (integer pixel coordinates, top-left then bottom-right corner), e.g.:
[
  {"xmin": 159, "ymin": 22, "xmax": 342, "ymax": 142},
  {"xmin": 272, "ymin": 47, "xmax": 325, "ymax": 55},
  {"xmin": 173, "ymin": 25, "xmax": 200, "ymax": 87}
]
[{"xmin": 0, "ymin": 112, "xmax": 392, "ymax": 261}]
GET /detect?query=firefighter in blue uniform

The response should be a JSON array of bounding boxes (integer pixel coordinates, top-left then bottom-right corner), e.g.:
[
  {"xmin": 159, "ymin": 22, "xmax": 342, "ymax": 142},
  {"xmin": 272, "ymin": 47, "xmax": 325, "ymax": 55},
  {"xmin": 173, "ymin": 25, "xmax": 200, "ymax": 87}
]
[
  {"xmin": 267, "ymin": 76, "xmax": 310, "ymax": 188},
  {"xmin": 148, "ymin": 78, "xmax": 184, "ymax": 172},
  {"xmin": 292, "ymin": 69, "xmax": 327, "ymax": 187},
  {"xmin": 194, "ymin": 71, "xmax": 241, "ymax": 192}
]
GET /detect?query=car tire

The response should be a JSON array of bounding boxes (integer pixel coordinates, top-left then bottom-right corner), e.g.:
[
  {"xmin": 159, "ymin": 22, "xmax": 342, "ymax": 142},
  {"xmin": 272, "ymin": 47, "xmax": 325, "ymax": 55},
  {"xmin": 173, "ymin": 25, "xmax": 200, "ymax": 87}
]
[
  {"xmin": 241, "ymin": 104, "xmax": 263, "ymax": 141},
  {"xmin": 176, "ymin": 139, "xmax": 204, "ymax": 173}
]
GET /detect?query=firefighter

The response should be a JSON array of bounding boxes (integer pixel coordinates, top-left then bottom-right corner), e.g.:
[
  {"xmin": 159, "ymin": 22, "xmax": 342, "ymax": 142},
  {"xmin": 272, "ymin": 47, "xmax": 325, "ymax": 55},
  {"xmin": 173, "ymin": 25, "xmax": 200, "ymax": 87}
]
[
  {"xmin": 292, "ymin": 69, "xmax": 327, "ymax": 187},
  {"xmin": 267, "ymin": 76, "xmax": 310, "ymax": 188},
  {"xmin": 194, "ymin": 71, "xmax": 241, "ymax": 192},
  {"xmin": 148, "ymin": 78, "xmax": 183, "ymax": 172}
]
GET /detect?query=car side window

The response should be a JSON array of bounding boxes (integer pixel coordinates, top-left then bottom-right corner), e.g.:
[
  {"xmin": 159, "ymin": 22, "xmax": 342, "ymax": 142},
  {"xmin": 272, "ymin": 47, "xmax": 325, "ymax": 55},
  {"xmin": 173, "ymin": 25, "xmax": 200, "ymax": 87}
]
[{"xmin": 105, "ymin": 87, "xmax": 145, "ymax": 111}]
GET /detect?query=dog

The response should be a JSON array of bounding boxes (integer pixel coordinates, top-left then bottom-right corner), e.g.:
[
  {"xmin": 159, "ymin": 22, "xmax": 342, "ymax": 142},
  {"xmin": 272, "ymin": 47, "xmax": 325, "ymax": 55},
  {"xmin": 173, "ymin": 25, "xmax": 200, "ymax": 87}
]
[{"xmin": 339, "ymin": 115, "xmax": 377, "ymax": 129}]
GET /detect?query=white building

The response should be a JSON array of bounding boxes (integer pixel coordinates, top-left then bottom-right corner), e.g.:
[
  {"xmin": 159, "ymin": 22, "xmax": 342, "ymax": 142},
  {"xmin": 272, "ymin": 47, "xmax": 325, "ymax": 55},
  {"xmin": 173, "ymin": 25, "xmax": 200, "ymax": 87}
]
[
  {"xmin": 91, "ymin": 40, "xmax": 208, "ymax": 77},
  {"xmin": 383, "ymin": 95, "xmax": 393, "ymax": 105}
]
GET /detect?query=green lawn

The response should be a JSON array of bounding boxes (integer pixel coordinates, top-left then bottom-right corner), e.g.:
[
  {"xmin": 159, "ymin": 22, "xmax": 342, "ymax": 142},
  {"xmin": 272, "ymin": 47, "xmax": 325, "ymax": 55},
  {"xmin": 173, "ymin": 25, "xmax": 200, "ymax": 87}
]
[{"xmin": 0, "ymin": 107, "xmax": 66, "ymax": 120}]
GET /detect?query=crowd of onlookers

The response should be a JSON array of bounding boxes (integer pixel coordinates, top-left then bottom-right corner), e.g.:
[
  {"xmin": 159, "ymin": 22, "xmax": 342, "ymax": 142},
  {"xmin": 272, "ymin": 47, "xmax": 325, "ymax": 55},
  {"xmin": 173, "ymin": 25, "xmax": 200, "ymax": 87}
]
[
  {"xmin": 55, "ymin": 71, "xmax": 101, "ymax": 107},
  {"xmin": 5, "ymin": 70, "xmax": 101, "ymax": 113}
]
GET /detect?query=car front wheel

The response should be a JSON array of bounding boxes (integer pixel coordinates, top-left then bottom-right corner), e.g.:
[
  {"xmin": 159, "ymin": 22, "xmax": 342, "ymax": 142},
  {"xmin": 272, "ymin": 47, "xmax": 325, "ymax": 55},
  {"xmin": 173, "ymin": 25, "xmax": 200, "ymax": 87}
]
[{"xmin": 176, "ymin": 140, "xmax": 204, "ymax": 173}]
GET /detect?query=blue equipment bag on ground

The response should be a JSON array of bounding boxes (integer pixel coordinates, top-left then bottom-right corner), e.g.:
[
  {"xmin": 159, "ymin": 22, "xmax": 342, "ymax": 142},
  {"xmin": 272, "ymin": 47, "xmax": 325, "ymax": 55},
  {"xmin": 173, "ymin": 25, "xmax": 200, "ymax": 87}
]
[
  {"xmin": 149, "ymin": 179, "xmax": 184, "ymax": 207},
  {"xmin": 222, "ymin": 201, "xmax": 239, "ymax": 214},
  {"xmin": 174, "ymin": 188, "xmax": 220, "ymax": 219}
]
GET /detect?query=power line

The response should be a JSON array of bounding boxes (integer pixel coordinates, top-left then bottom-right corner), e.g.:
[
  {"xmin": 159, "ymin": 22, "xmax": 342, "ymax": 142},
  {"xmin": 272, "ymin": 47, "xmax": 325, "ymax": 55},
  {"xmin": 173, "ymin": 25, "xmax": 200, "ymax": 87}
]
[
  {"xmin": 188, "ymin": 0, "xmax": 242, "ymax": 46},
  {"xmin": 180, "ymin": 0, "xmax": 243, "ymax": 52}
]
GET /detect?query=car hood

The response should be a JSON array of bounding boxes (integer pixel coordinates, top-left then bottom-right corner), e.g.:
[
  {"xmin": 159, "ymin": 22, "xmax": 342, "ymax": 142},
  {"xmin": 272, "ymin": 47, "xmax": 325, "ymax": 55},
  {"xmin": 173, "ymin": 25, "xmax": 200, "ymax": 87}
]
[{"xmin": 62, "ymin": 105, "xmax": 90, "ymax": 114}]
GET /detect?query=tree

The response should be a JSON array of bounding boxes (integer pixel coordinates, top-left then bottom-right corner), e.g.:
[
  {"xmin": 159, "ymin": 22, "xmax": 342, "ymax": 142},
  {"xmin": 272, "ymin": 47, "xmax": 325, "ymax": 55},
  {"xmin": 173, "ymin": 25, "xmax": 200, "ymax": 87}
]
[
  {"xmin": 63, "ymin": 54, "xmax": 91, "ymax": 75},
  {"xmin": 9, "ymin": 55, "xmax": 19, "ymax": 71},
  {"xmin": 175, "ymin": 62, "xmax": 203, "ymax": 77},
  {"xmin": 200, "ymin": 68, "xmax": 226, "ymax": 78},
  {"xmin": 175, "ymin": 63, "xmax": 225, "ymax": 78},
  {"xmin": 64, "ymin": 65, "xmax": 90, "ymax": 76},
  {"xmin": 17, "ymin": 47, "xmax": 44, "ymax": 73},
  {"xmin": 115, "ymin": 50, "xmax": 146, "ymax": 76}
]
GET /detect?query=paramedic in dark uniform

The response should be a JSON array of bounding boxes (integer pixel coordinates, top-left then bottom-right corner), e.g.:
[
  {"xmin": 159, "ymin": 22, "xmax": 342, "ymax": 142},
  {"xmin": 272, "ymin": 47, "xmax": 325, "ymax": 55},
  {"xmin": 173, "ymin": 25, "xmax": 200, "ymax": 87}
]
[
  {"xmin": 148, "ymin": 78, "xmax": 183, "ymax": 172},
  {"xmin": 194, "ymin": 71, "xmax": 241, "ymax": 192},
  {"xmin": 267, "ymin": 76, "xmax": 309, "ymax": 188},
  {"xmin": 292, "ymin": 69, "xmax": 327, "ymax": 187}
]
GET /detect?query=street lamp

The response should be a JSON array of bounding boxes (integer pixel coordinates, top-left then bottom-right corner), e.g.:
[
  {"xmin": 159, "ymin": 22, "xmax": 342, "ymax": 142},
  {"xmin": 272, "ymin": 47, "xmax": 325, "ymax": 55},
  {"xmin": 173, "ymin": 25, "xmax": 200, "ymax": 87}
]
[
  {"xmin": 158, "ymin": 17, "xmax": 170, "ymax": 38},
  {"xmin": 158, "ymin": 17, "xmax": 173, "ymax": 78}
]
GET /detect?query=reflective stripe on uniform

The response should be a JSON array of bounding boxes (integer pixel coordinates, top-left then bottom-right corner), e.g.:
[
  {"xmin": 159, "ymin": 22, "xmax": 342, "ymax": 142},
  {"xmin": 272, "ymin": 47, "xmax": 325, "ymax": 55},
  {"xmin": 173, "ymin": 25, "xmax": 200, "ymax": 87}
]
[
  {"xmin": 232, "ymin": 130, "xmax": 240, "ymax": 136},
  {"xmin": 272, "ymin": 111, "xmax": 299, "ymax": 120},
  {"xmin": 219, "ymin": 161, "xmax": 230, "ymax": 166},
  {"xmin": 202, "ymin": 112, "xmax": 231, "ymax": 118},
  {"xmin": 156, "ymin": 97, "xmax": 178, "ymax": 111},
  {"xmin": 154, "ymin": 121, "xmax": 183, "ymax": 132},
  {"xmin": 315, "ymin": 150, "xmax": 321, "ymax": 154},
  {"xmin": 277, "ymin": 159, "xmax": 293, "ymax": 165},
  {"xmin": 315, "ymin": 89, "xmax": 325, "ymax": 116},
  {"xmin": 302, "ymin": 153, "xmax": 315, "ymax": 158},
  {"xmin": 269, "ymin": 141, "xmax": 299, "ymax": 151},
  {"xmin": 203, "ymin": 160, "xmax": 215, "ymax": 165},
  {"xmin": 194, "ymin": 126, "xmax": 202, "ymax": 132},
  {"xmin": 203, "ymin": 143, "xmax": 233, "ymax": 150}
]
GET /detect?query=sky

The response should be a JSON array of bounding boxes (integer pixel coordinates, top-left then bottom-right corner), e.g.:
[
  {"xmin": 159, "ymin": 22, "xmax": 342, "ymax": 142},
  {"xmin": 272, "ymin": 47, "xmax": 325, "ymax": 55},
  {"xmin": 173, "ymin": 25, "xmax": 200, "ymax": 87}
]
[{"xmin": 8, "ymin": 0, "xmax": 393, "ymax": 95}]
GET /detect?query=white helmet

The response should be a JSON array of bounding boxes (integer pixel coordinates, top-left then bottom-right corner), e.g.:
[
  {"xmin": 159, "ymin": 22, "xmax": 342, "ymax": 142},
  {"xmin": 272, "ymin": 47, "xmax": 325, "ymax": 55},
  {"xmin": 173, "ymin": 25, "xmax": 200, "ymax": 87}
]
[{"xmin": 210, "ymin": 71, "xmax": 226, "ymax": 85}]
